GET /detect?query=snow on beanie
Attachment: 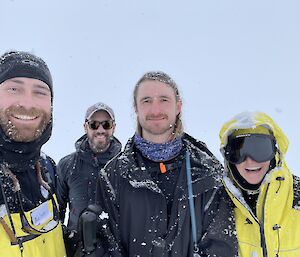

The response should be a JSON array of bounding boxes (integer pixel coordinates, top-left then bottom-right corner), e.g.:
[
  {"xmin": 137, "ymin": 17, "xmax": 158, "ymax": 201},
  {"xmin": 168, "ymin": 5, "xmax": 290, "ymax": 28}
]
[{"xmin": 0, "ymin": 51, "xmax": 53, "ymax": 98}]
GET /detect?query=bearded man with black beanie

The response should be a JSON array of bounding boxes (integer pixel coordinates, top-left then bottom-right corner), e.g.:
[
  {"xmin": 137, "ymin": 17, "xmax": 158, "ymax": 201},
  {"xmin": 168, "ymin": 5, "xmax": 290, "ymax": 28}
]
[{"xmin": 0, "ymin": 51, "xmax": 66, "ymax": 256}]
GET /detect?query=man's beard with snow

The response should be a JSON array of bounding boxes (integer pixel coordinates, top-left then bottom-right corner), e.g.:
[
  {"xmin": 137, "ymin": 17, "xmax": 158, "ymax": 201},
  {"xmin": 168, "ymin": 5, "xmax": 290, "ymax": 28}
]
[{"xmin": 0, "ymin": 105, "xmax": 51, "ymax": 142}]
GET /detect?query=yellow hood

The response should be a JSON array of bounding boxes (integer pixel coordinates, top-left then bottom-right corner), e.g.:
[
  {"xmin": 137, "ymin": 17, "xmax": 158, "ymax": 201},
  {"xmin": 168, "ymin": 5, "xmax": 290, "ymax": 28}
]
[{"xmin": 219, "ymin": 111, "xmax": 289, "ymax": 165}]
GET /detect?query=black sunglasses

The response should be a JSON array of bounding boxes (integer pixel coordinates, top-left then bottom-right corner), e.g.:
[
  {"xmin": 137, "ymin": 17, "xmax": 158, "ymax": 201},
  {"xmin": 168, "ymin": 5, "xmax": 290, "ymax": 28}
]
[
  {"xmin": 224, "ymin": 134, "xmax": 276, "ymax": 164},
  {"xmin": 87, "ymin": 120, "xmax": 114, "ymax": 130}
]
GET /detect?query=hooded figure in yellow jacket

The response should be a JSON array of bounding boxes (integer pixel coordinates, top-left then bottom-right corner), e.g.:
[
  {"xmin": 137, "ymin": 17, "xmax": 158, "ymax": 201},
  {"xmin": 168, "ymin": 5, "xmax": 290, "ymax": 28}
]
[
  {"xmin": 0, "ymin": 51, "xmax": 66, "ymax": 256},
  {"xmin": 220, "ymin": 111, "xmax": 300, "ymax": 257}
]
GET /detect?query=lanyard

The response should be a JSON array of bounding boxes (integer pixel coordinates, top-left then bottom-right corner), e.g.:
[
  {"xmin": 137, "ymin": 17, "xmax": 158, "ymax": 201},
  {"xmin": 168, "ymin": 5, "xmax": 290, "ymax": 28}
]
[{"xmin": 185, "ymin": 151, "xmax": 200, "ymax": 257}]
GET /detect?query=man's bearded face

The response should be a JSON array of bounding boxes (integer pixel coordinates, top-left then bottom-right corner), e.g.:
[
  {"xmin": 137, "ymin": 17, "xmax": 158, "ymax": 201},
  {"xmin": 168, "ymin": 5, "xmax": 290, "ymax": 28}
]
[
  {"xmin": 0, "ymin": 105, "xmax": 51, "ymax": 142},
  {"xmin": 0, "ymin": 77, "xmax": 52, "ymax": 143}
]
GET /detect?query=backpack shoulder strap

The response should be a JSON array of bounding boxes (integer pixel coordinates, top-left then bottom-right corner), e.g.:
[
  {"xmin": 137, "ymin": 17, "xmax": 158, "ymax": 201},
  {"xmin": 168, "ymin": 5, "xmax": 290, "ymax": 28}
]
[{"xmin": 40, "ymin": 152, "xmax": 57, "ymax": 188}]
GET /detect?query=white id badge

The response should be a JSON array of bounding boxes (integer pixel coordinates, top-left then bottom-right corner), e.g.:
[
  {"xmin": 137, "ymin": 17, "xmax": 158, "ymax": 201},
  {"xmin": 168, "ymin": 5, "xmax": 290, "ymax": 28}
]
[
  {"xmin": 40, "ymin": 185, "xmax": 49, "ymax": 199},
  {"xmin": 30, "ymin": 201, "xmax": 51, "ymax": 226}
]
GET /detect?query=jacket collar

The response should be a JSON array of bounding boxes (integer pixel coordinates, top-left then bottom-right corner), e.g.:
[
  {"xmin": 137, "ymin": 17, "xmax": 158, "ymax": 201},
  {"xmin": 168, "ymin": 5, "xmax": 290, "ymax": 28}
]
[
  {"xmin": 224, "ymin": 166, "xmax": 295, "ymax": 222},
  {"xmin": 0, "ymin": 122, "xmax": 52, "ymax": 172},
  {"xmin": 118, "ymin": 133, "xmax": 221, "ymax": 195}
]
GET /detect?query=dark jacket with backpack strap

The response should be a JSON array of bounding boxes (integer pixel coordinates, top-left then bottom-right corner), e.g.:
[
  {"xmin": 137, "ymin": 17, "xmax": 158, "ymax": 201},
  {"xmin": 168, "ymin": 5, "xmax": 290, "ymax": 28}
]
[
  {"xmin": 84, "ymin": 133, "xmax": 238, "ymax": 257},
  {"xmin": 0, "ymin": 153, "xmax": 57, "ymax": 210}
]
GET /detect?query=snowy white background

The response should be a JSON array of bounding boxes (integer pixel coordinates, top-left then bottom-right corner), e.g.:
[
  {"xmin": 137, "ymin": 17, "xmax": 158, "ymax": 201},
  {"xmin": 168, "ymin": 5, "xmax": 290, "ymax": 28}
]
[{"xmin": 1, "ymin": 0, "xmax": 300, "ymax": 175}]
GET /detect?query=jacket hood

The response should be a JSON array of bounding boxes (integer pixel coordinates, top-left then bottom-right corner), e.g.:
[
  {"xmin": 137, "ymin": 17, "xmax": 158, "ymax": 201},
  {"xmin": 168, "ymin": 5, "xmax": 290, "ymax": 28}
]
[
  {"xmin": 75, "ymin": 134, "xmax": 88, "ymax": 151},
  {"xmin": 219, "ymin": 111, "xmax": 289, "ymax": 166}
]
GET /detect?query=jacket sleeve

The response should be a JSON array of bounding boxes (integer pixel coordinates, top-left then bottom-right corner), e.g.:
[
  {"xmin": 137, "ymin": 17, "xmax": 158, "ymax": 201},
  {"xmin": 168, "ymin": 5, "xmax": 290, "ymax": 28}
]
[
  {"xmin": 56, "ymin": 156, "xmax": 71, "ymax": 223},
  {"xmin": 94, "ymin": 160, "xmax": 125, "ymax": 256},
  {"xmin": 198, "ymin": 186, "xmax": 238, "ymax": 257}
]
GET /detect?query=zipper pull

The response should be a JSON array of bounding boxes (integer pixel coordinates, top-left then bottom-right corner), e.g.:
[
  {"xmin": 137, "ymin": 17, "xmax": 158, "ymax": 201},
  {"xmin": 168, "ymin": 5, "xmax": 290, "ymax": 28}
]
[{"xmin": 160, "ymin": 163, "xmax": 167, "ymax": 174}]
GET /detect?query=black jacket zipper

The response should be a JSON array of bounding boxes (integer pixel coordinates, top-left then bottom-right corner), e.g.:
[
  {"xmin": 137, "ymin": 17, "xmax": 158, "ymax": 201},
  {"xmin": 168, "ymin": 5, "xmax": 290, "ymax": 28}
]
[{"xmin": 259, "ymin": 184, "xmax": 270, "ymax": 257}]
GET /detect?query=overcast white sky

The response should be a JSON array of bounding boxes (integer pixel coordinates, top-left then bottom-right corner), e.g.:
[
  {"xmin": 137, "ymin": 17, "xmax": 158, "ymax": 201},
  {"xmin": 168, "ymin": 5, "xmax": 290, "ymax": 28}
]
[{"xmin": 1, "ymin": 0, "xmax": 300, "ymax": 175}]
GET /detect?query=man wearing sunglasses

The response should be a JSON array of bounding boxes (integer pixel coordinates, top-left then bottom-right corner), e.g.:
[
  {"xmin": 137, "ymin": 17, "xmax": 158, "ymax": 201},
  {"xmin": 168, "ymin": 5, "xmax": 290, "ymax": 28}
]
[
  {"xmin": 220, "ymin": 111, "xmax": 300, "ymax": 257},
  {"xmin": 82, "ymin": 71, "xmax": 237, "ymax": 257},
  {"xmin": 0, "ymin": 51, "xmax": 66, "ymax": 256},
  {"xmin": 57, "ymin": 102, "xmax": 122, "ymax": 257}
]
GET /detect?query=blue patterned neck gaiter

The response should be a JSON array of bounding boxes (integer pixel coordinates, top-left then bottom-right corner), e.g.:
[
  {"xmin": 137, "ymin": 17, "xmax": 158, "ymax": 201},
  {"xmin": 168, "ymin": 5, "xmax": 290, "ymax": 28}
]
[{"xmin": 134, "ymin": 134, "xmax": 183, "ymax": 162}]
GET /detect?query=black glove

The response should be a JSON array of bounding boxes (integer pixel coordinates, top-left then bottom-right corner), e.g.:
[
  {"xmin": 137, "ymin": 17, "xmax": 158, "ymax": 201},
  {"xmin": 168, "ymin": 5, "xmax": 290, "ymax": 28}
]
[
  {"xmin": 75, "ymin": 204, "xmax": 123, "ymax": 257},
  {"xmin": 62, "ymin": 225, "xmax": 80, "ymax": 257}
]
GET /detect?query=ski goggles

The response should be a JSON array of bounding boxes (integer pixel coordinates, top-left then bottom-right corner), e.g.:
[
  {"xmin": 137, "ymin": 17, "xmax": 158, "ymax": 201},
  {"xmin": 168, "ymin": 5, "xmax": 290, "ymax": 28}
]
[
  {"xmin": 224, "ymin": 134, "xmax": 276, "ymax": 164},
  {"xmin": 86, "ymin": 119, "xmax": 114, "ymax": 130}
]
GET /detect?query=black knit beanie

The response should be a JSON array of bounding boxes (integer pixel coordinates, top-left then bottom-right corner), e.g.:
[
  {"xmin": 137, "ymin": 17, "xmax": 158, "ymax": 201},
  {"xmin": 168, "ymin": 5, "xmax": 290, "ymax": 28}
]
[{"xmin": 0, "ymin": 51, "xmax": 53, "ymax": 98}]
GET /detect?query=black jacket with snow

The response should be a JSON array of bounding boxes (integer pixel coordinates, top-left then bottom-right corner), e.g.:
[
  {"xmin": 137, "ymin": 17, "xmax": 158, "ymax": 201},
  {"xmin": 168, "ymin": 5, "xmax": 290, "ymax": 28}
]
[
  {"xmin": 0, "ymin": 154, "xmax": 56, "ymax": 212},
  {"xmin": 56, "ymin": 134, "xmax": 122, "ymax": 231},
  {"xmin": 94, "ymin": 133, "xmax": 238, "ymax": 257}
]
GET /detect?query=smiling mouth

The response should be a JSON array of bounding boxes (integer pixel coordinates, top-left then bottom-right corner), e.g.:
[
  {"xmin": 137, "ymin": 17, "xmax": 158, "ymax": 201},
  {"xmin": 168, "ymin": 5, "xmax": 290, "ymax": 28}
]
[
  {"xmin": 245, "ymin": 167, "xmax": 262, "ymax": 172},
  {"xmin": 146, "ymin": 114, "xmax": 168, "ymax": 121},
  {"xmin": 149, "ymin": 118, "xmax": 164, "ymax": 121},
  {"xmin": 95, "ymin": 134, "xmax": 106, "ymax": 138},
  {"xmin": 12, "ymin": 114, "xmax": 38, "ymax": 121},
  {"xmin": 147, "ymin": 117, "xmax": 167, "ymax": 122}
]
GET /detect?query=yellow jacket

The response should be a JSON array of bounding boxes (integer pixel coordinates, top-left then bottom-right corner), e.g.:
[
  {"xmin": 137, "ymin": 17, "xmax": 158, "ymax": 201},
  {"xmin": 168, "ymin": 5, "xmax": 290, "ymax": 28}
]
[
  {"xmin": 220, "ymin": 111, "xmax": 300, "ymax": 257},
  {"xmin": 0, "ymin": 195, "xmax": 66, "ymax": 257}
]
